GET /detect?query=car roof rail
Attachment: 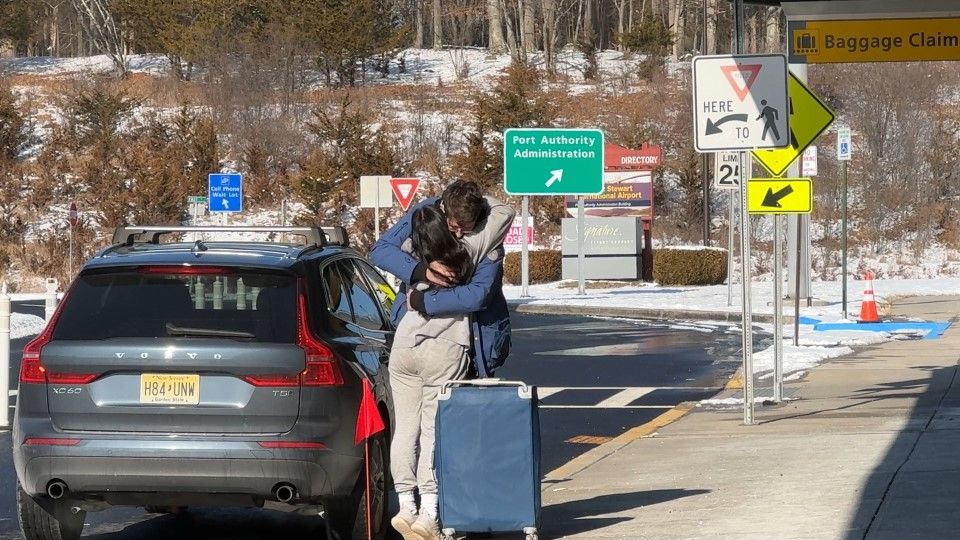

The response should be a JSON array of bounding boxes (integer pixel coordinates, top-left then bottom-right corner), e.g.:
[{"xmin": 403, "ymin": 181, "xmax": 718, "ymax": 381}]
[{"xmin": 112, "ymin": 226, "xmax": 350, "ymax": 248}]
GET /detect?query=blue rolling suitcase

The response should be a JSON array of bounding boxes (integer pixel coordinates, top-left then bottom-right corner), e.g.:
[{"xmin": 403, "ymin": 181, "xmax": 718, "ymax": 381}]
[{"xmin": 435, "ymin": 380, "xmax": 541, "ymax": 540}]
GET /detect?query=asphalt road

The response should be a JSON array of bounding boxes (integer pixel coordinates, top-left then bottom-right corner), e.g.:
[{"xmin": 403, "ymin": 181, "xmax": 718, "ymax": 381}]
[{"xmin": 0, "ymin": 306, "xmax": 747, "ymax": 538}]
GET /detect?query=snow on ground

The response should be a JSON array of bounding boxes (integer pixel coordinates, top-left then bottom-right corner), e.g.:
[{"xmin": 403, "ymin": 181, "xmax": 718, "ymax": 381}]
[
  {"xmin": 0, "ymin": 54, "xmax": 170, "ymax": 77},
  {"xmin": 11, "ymin": 312, "xmax": 46, "ymax": 340}
]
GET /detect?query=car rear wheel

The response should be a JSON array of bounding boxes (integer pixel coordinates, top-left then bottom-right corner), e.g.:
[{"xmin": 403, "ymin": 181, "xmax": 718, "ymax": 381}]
[
  {"xmin": 17, "ymin": 485, "xmax": 86, "ymax": 540},
  {"xmin": 326, "ymin": 433, "xmax": 389, "ymax": 540}
]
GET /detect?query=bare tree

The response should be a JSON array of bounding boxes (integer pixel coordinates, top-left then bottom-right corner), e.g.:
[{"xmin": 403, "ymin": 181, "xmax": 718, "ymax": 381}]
[
  {"xmin": 542, "ymin": 0, "xmax": 557, "ymax": 72},
  {"xmin": 521, "ymin": 0, "xmax": 536, "ymax": 52},
  {"xmin": 765, "ymin": 7, "xmax": 780, "ymax": 52},
  {"xmin": 70, "ymin": 0, "xmax": 125, "ymax": 74},
  {"xmin": 414, "ymin": 0, "xmax": 425, "ymax": 48},
  {"xmin": 488, "ymin": 0, "xmax": 508, "ymax": 53},
  {"xmin": 706, "ymin": 0, "xmax": 717, "ymax": 53},
  {"xmin": 670, "ymin": 0, "xmax": 685, "ymax": 60},
  {"xmin": 433, "ymin": 0, "xmax": 442, "ymax": 49},
  {"xmin": 582, "ymin": 0, "xmax": 594, "ymax": 42},
  {"xmin": 500, "ymin": 0, "xmax": 521, "ymax": 60}
]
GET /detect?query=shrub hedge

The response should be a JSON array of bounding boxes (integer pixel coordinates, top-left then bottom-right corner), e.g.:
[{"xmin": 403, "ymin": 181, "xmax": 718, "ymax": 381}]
[
  {"xmin": 503, "ymin": 250, "xmax": 562, "ymax": 285},
  {"xmin": 653, "ymin": 247, "xmax": 727, "ymax": 286}
]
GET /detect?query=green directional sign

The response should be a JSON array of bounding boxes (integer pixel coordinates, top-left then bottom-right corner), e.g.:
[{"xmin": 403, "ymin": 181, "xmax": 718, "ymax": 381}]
[
  {"xmin": 187, "ymin": 196, "xmax": 207, "ymax": 204},
  {"xmin": 503, "ymin": 128, "xmax": 604, "ymax": 195}
]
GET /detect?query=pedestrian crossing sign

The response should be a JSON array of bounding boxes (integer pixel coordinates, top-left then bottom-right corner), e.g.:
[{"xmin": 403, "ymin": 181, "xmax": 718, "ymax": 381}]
[{"xmin": 751, "ymin": 72, "xmax": 835, "ymax": 177}]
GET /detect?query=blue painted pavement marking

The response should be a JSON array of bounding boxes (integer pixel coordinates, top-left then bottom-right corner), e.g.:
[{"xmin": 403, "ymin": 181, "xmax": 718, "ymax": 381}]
[{"xmin": 813, "ymin": 321, "xmax": 952, "ymax": 340}]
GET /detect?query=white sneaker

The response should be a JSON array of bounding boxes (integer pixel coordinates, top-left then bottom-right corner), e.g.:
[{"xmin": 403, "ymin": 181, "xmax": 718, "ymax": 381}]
[
  {"xmin": 391, "ymin": 506, "xmax": 420, "ymax": 540},
  {"xmin": 411, "ymin": 513, "xmax": 443, "ymax": 540}
]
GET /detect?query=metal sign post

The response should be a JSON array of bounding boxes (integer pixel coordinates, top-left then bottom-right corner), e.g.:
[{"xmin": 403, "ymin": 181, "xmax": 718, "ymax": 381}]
[
  {"xmin": 728, "ymin": 192, "xmax": 735, "ymax": 307},
  {"xmin": 739, "ymin": 149, "xmax": 755, "ymax": 425},
  {"xmin": 842, "ymin": 159, "xmax": 848, "ymax": 317},
  {"xmin": 375, "ymin": 189, "xmax": 381, "ymax": 241},
  {"xmin": 521, "ymin": 196, "xmax": 530, "ymax": 297},
  {"xmin": 577, "ymin": 196, "xmax": 586, "ymax": 296},
  {"xmin": 838, "ymin": 126, "xmax": 852, "ymax": 319},
  {"xmin": 774, "ymin": 214, "xmax": 784, "ymax": 402},
  {"xmin": 794, "ymin": 221, "xmax": 802, "ymax": 347},
  {"xmin": 733, "ymin": 0, "xmax": 757, "ymax": 426},
  {"xmin": 714, "ymin": 152, "xmax": 741, "ymax": 308}
]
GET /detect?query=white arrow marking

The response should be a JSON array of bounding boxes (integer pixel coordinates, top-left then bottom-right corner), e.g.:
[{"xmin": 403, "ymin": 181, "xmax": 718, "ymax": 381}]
[
  {"xmin": 222, "ymin": 198, "xmax": 229, "ymax": 209},
  {"xmin": 545, "ymin": 169, "xmax": 563, "ymax": 188}
]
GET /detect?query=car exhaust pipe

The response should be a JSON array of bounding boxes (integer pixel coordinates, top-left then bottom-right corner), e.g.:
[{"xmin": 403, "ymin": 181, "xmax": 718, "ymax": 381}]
[
  {"xmin": 47, "ymin": 481, "xmax": 68, "ymax": 500},
  {"xmin": 274, "ymin": 484, "xmax": 296, "ymax": 503}
]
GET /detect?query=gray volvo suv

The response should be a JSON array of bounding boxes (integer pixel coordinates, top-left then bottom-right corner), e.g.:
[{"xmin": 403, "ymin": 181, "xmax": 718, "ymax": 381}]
[{"xmin": 13, "ymin": 226, "xmax": 397, "ymax": 540}]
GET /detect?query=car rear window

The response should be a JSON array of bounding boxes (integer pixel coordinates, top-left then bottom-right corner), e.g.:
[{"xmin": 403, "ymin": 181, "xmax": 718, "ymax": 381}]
[{"xmin": 52, "ymin": 269, "xmax": 297, "ymax": 342}]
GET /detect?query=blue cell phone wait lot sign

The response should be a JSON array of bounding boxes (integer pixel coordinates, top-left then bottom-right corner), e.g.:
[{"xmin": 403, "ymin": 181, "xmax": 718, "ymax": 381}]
[{"xmin": 208, "ymin": 173, "xmax": 243, "ymax": 213}]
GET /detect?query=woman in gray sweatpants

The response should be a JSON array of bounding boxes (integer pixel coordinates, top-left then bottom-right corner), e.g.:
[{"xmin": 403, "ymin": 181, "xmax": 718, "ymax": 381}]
[{"xmin": 389, "ymin": 198, "xmax": 514, "ymax": 540}]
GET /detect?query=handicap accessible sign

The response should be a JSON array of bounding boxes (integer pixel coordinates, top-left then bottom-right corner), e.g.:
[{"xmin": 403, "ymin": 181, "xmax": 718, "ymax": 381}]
[{"xmin": 208, "ymin": 173, "xmax": 243, "ymax": 213}]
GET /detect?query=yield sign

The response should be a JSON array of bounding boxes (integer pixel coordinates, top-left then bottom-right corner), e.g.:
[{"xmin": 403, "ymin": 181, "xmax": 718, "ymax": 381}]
[
  {"xmin": 752, "ymin": 71, "xmax": 835, "ymax": 177},
  {"xmin": 390, "ymin": 177, "xmax": 421, "ymax": 211},
  {"xmin": 720, "ymin": 64, "xmax": 762, "ymax": 101}
]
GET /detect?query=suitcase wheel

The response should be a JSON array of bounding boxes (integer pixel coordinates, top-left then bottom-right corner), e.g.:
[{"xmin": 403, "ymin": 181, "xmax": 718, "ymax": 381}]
[{"xmin": 524, "ymin": 527, "xmax": 539, "ymax": 540}]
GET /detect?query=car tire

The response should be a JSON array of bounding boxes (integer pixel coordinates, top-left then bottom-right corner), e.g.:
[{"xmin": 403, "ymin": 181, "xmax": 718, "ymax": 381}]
[
  {"xmin": 17, "ymin": 484, "xmax": 86, "ymax": 540},
  {"xmin": 326, "ymin": 433, "xmax": 389, "ymax": 540}
]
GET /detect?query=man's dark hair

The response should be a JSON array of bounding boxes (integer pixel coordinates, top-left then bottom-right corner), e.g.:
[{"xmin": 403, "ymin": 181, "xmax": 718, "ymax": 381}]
[
  {"xmin": 441, "ymin": 180, "xmax": 485, "ymax": 224},
  {"xmin": 411, "ymin": 204, "xmax": 472, "ymax": 284}
]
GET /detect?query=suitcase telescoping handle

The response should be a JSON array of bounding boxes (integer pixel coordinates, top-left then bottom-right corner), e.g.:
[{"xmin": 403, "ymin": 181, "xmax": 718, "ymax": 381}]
[{"xmin": 438, "ymin": 378, "xmax": 535, "ymax": 400}]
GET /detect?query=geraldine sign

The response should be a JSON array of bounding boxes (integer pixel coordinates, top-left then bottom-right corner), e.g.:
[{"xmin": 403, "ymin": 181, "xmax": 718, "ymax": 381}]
[{"xmin": 788, "ymin": 18, "xmax": 960, "ymax": 63}]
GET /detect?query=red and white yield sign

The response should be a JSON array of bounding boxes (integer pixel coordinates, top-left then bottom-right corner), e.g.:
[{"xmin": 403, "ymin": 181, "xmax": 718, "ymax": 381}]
[
  {"xmin": 390, "ymin": 178, "xmax": 420, "ymax": 211},
  {"xmin": 68, "ymin": 201, "xmax": 78, "ymax": 227}
]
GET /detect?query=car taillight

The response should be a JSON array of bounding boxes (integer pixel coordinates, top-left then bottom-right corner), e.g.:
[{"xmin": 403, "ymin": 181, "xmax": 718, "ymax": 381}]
[
  {"xmin": 19, "ymin": 355, "xmax": 46, "ymax": 384},
  {"xmin": 297, "ymin": 280, "xmax": 343, "ymax": 387},
  {"xmin": 243, "ymin": 374, "xmax": 300, "ymax": 387},
  {"xmin": 45, "ymin": 372, "xmax": 99, "ymax": 384},
  {"xmin": 20, "ymin": 290, "xmax": 61, "ymax": 384},
  {"xmin": 139, "ymin": 265, "xmax": 231, "ymax": 275},
  {"xmin": 19, "ymin": 288, "xmax": 97, "ymax": 386}
]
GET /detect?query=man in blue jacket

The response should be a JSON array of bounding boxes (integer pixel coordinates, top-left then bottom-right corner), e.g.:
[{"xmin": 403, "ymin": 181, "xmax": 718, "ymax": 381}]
[{"xmin": 370, "ymin": 180, "xmax": 512, "ymax": 377}]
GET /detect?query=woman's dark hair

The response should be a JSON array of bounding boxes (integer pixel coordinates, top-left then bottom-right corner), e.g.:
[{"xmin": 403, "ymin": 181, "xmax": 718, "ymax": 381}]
[{"xmin": 411, "ymin": 204, "xmax": 472, "ymax": 285}]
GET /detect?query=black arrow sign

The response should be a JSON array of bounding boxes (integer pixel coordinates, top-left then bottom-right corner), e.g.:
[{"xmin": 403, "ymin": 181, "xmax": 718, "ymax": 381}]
[
  {"xmin": 706, "ymin": 114, "xmax": 749, "ymax": 135},
  {"xmin": 762, "ymin": 185, "xmax": 794, "ymax": 208}
]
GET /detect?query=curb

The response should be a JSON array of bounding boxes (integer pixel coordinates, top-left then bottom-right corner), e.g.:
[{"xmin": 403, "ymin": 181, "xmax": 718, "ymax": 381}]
[
  {"xmin": 543, "ymin": 401, "xmax": 697, "ymax": 483},
  {"xmin": 515, "ymin": 303, "xmax": 792, "ymax": 325}
]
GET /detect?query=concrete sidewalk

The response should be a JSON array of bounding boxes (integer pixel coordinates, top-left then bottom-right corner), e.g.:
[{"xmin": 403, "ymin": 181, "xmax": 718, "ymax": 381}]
[{"xmin": 541, "ymin": 295, "xmax": 960, "ymax": 540}]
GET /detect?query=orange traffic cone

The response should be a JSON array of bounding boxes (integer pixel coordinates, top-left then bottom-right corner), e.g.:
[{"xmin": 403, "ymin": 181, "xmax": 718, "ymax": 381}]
[{"xmin": 858, "ymin": 271, "xmax": 880, "ymax": 323}]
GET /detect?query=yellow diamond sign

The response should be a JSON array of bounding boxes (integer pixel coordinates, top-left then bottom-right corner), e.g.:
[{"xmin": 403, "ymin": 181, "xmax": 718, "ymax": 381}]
[
  {"xmin": 748, "ymin": 178, "xmax": 812, "ymax": 214},
  {"xmin": 752, "ymin": 72, "xmax": 834, "ymax": 177}
]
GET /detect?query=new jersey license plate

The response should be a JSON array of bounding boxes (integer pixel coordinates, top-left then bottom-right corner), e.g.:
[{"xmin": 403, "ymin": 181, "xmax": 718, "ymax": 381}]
[{"xmin": 139, "ymin": 374, "xmax": 200, "ymax": 405}]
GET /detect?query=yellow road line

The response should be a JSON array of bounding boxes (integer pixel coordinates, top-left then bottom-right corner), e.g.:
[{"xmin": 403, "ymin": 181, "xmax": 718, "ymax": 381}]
[{"xmin": 545, "ymin": 401, "xmax": 697, "ymax": 482}]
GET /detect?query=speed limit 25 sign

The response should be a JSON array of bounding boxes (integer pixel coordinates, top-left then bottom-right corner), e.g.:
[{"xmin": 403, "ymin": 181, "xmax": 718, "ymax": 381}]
[{"xmin": 714, "ymin": 152, "xmax": 741, "ymax": 190}]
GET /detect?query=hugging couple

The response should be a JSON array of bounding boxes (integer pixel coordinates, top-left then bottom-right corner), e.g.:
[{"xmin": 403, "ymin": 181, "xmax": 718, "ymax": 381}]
[{"xmin": 370, "ymin": 180, "xmax": 515, "ymax": 540}]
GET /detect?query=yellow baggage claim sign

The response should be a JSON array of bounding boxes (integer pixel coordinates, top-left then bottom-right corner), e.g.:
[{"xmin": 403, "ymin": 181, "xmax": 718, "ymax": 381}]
[{"xmin": 788, "ymin": 18, "xmax": 960, "ymax": 63}]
